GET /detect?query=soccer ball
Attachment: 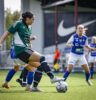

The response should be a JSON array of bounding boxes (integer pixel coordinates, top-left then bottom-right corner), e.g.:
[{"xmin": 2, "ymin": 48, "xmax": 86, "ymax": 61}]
[{"xmin": 56, "ymin": 81, "xmax": 68, "ymax": 93}]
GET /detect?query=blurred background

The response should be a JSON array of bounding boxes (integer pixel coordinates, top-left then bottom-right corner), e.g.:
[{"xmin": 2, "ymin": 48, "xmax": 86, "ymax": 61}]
[{"xmin": 0, "ymin": 0, "xmax": 96, "ymax": 72}]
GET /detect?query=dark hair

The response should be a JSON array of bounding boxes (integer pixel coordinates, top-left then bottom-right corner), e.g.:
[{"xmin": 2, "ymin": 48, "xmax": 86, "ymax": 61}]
[{"xmin": 22, "ymin": 11, "xmax": 33, "ymax": 22}]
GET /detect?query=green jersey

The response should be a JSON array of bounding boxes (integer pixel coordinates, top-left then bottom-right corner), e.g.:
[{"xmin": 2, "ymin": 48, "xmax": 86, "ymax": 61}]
[{"xmin": 8, "ymin": 21, "xmax": 32, "ymax": 55}]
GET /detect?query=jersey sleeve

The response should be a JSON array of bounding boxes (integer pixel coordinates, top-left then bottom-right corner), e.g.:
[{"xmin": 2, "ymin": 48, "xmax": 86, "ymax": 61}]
[
  {"xmin": 85, "ymin": 38, "xmax": 88, "ymax": 46},
  {"xmin": 8, "ymin": 21, "xmax": 20, "ymax": 34},
  {"xmin": 67, "ymin": 35, "xmax": 74, "ymax": 44}
]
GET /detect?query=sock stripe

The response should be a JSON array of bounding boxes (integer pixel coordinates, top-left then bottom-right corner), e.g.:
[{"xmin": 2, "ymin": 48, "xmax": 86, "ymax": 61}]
[
  {"xmin": 46, "ymin": 71, "xmax": 52, "ymax": 74},
  {"xmin": 35, "ymin": 70, "xmax": 43, "ymax": 74},
  {"xmin": 40, "ymin": 61, "xmax": 47, "ymax": 65},
  {"xmin": 34, "ymin": 80, "xmax": 39, "ymax": 83},
  {"xmin": 22, "ymin": 82, "xmax": 27, "ymax": 83}
]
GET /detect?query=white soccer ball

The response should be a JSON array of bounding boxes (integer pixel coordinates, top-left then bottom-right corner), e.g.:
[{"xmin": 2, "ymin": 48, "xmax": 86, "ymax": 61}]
[{"xmin": 56, "ymin": 81, "xmax": 68, "ymax": 93}]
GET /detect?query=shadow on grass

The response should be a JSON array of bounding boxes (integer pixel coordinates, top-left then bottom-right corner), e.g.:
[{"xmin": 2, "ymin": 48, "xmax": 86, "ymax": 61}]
[
  {"xmin": 0, "ymin": 89, "xmax": 60, "ymax": 94},
  {"xmin": 39, "ymin": 84, "xmax": 87, "ymax": 88},
  {"xmin": 0, "ymin": 90, "xmax": 30, "ymax": 93},
  {"xmin": 10, "ymin": 85, "xmax": 23, "ymax": 88},
  {"xmin": 39, "ymin": 85, "xmax": 56, "ymax": 88},
  {"xmin": 68, "ymin": 84, "xmax": 87, "ymax": 87}
]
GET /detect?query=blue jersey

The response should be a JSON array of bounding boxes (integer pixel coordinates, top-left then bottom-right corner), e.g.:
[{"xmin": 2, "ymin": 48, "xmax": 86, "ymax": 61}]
[
  {"xmin": 10, "ymin": 43, "xmax": 17, "ymax": 59},
  {"xmin": 90, "ymin": 43, "xmax": 96, "ymax": 56},
  {"xmin": 71, "ymin": 33, "xmax": 87, "ymax": 55}
]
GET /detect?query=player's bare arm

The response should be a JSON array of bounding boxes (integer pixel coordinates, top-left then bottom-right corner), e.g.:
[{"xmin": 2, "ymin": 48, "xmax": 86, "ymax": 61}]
[
  {"xmin": 66, "ymin": 43, "xmax": 73, "ymax": 47},
  {"xmin": 0, "ymin": 31, "xmax": 10, "ymax": 48},
  {"xmin": 86, "ymin": 45, "xmax": 96, "ymax": 51}
]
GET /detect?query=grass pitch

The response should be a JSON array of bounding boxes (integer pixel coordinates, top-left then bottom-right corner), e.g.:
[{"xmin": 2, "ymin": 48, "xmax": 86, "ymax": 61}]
[{"xmin": 0, "ymin": 70, "xmax": 96, "ymax": 100}]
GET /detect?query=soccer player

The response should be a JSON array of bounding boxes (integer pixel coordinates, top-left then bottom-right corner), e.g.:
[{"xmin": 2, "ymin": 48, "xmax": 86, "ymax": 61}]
[
  {"xmin": 88, "ymin": 36, "xmax": 96, "ymax": 79},
  {"xmin": 54, "ymin": 47, "xmax": 60, "ymax": 65},
  {"xmin": 2, "ymin": 42, "xmax": 35, "ymax": 91},
  {"xmin": 63, "ymin": 25, "xmax": 96, "ymax": 86},
  {"xmin": 2, "ymin": 40, "xmax": 44, "ymax": 91},
  {"xmin": 0, "ymin": 11, "xmax": 64, "ymax": 90},
  {"xmin": 3, "ymin": 41, "xmax": 43, "ymax": 91}
]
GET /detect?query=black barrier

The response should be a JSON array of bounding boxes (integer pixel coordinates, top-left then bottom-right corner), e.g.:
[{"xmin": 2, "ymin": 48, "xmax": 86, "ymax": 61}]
[{"xmin": 44, "ymin": 12, "xmax": 96, "ymax": 48}]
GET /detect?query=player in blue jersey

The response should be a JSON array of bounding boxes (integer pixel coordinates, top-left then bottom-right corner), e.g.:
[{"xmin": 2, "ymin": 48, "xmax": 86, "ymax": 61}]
[
  {"xmin": 63, "ymin": 25, "xmax": 96, "ymax": 86},
  {"xmin": 0, "ymin": 11, "xmax": 64, "ymax": 91},
  {"xmin": 88, "ymin": 36, "xmax": 96, "ymax": 79}
]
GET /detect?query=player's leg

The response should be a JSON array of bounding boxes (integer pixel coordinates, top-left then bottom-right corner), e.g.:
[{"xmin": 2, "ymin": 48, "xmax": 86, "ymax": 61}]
[
  {"xmin": 89, "ymin": 63, "xmax": 94, "ymax": 79},
  {"xmin": 17, "ymin": 49, "xmax": 64, "ymax": 84},
  {"xmin": 82, "ymin": 64, "xmax": 92, "ymax": 86},
  {"xmin": 25, "ymin": 62, "xmax": 43, "ymax": 91},
  {"xmin": 25, "ymin": 65, "xmax": 34, "ymax": 91},
  {"xmin": 63, "ymin": 64, "xmax": 73, "ymax": 81},
  {"xmin": 88, "ymin": 56, "xmax": 94, "ymax": 79},
  {"xmin": 31, "ymin": 65, "xmax": 43, "ymax": 92},
  {"xmin": 22, "ymin": 67, "xmax": 28, "ymax": 87},
  {"xmin": 81, "ymin": 56, "xmax": 92, "ymax": 86},
  {"xmin": 63, "ymin": 53, "xmax": 75, "ymax": 81},
  {"xmin": 2, "ymin": 65, "xmax": 20, "ymax": 88},
  {"xmin": 16, "ymin": 67, "xmax": 28, "ymax": 86},
  {"xmin": 54, "ymin": 59, "xmax": 57, "ymax": 65},
  {"xmin": 25, "ymin": 62, "xmax": 43, "ymax": 92},
  {"xmin": 16, "ymin": 69, "xmax": 24, "ymax": 86},
  {"xmin": 28, "ymin": 51, "xmax": 64, "ymax": 83}
]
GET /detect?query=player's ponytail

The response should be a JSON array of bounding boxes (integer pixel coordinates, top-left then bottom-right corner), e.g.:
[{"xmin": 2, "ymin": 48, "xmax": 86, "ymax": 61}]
[{"xmin": 22, "ymin": 11, "xmax": 33, "ymax": 22}]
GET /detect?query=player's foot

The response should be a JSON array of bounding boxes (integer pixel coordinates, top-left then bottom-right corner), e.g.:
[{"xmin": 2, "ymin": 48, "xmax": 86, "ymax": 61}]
[
  {"xmin": 51, "ymin": 76, "xmax": 64, "ymax": 83},
  {"xmin": 16, "ymin": 78, "xmax": 22, "ymax": 86},
  {"xmin": 30, "ymin": 87, "xmax": 44, "ymax": 92},
  {"xmin": 86, "ymin": 80, "xmax": 93, "ymax": 86},
  {"xmin": 25, "ymin": 87, "xmax": 31, "ymax": 91},
  {"xmin": 22, "ymin": 82, "xmax": 27, "ymax": 87},
  {"xmin": 2, "ymin": 83, "xmax": 10, "ymax": 89}
]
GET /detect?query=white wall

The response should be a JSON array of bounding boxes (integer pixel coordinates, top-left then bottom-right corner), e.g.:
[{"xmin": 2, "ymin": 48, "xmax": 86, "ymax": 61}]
[
  {"xmin": 29, "ymin": 0, "xmax": 44, "ymax": 53},
  {"xmin": 21, "ymin": 0, "xmax": 44, "ymax": 53},
  {"xmin": 21, "ymin": 0, "xmax": 30, "ymax": 12}
]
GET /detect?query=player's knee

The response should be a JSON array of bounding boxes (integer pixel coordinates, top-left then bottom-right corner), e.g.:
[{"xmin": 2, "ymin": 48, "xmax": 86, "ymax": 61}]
[
  {"xmin": 25, "ymin": 65, "xmax": 34, "ymax": 72},
  {"xmin": 86, "ymin": 69, "xmax": 90, "ymax": 73},
  {"xmin": 67, "ymin": 67, "xmax": 72, "ymax": 72},
  {"xmin": 14, "ymin": 65, "xmax": 20, "ymax": 72}
]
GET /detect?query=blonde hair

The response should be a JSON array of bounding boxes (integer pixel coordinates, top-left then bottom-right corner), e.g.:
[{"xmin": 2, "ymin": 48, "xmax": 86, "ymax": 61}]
[
  {"xmin": 92, "ymin": 36, "xmax": 96, "ymax": 43},
  {"xmin": 76, "ymin": 25, "xmax": 88, "ymax": 35},
  {"xmin": 92, "ymin": 36, "xmax": 96, "ymax": 39}
]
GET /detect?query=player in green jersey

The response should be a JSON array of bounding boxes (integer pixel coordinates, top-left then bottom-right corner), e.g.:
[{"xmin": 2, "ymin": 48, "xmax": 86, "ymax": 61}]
[{"xmin": 0, "ymin": 11, "xmax": 64, "ymax": 91}]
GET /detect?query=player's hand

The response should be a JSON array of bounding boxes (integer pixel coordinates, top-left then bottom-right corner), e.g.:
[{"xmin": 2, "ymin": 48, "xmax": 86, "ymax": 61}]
[
  {"xmin": 66, "ymin": 43, "xmax": 73, "ymax": 47},
  {"xmin": 69, "ymin": 44, "xmax": 73, "ymax": 47},
  {"xmin": 70, "ymin": 44, "xmax": 74, "ymax": 47},
  {"xmin": 30, "ymin": 36, "xmax": 37, "ymax": 40}
]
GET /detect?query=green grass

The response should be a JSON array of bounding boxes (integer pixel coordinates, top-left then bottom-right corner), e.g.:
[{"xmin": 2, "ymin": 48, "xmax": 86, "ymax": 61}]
[{"xmin": 0, "ymin": 70, "xmax": 96, "ymax": 100}]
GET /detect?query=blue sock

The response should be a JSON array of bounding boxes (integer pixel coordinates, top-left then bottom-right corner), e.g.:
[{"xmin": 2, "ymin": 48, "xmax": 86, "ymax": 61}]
[
  {"xmin": 27, "ymin": 71, "xmax": 34, "ymax": 85},
  {"xmin": 90, "ymin": 67, "xmax": 94, "ymax": 77},
  {"xmin": 85, "ymin": 72, "xmax": 90, "ymax": 81},
  {"xmin": 63, "ymin": 70, "xmax": 70, "ymax": 81},
  {"xmin": 6, "ymin": 69, "xmax": 16, "ymax": 82}
]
